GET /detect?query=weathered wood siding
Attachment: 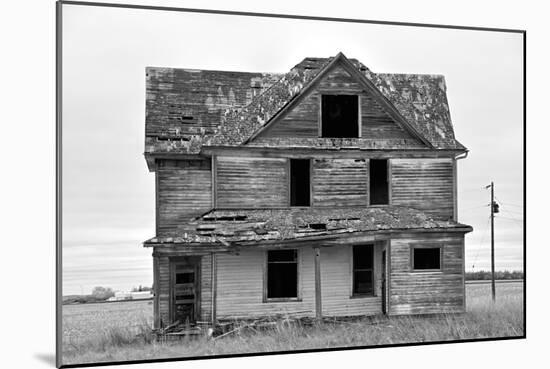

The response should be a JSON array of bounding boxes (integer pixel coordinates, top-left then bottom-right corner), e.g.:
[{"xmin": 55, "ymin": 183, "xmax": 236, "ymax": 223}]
[
  {"xmin": 157, "ymin": 159, "xmax": 212, "ymax": 235},
  {"xmin": 361, "ymin": 94, "xmax": 413, "ymax": 139},
  {"xmin": 391, "ymin": 158, "xmax": 454, "ymax": 220},
  {"xmin": 157, "ymin": 255, "xmax": 170, "ymax": 326},
  {"xmin": 256, "ymin": 66, "xmax": 422, "ymax": 147},
  {"xmin": 215, "ymin": 156, "xmax": 288, "ymax": 208},
  {"xmin": 215, "ymin": 248, "xmax": 314, "ymax": 319},
  {"xmin": 312, "ymin": 159, "xmax": 368, "ymax": 207},
  {"xmin": 211, "ymin": 245, "xmax": 382, "ymax": 319},
  {"xmin": 321, "ymin": 245, "xmax": 382, "ymax": 316},
  {"xmin": 200, "ymin": 255, "xmax": 212, "ymax": 322},
  {"xmin": 388, "ymin": 233, "xmax": 465, "ymax": 315}
]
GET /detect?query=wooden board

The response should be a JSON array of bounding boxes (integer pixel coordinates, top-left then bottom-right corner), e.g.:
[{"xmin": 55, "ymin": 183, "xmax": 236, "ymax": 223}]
[
  {"xmin": 391, "ymin": 158, "xmax": 454, "ymax": 220},
  {"xmin": 215, "ymin": 156, "xmax": 288, "ymax": 208},
  {"xmin": 157, "ymin": 159, "xmax": 212, "ymax": 235},
  {"xmin": 157, "ymin": 256, "xmax": 170, "ymax": 326},
  {"xmin": 388, "ymin": 233, "xmax": 465, "ymax": 315},
  {"xmin": 312, "ymin": 158, "xmax": 368, "ymax": 207},
  {"xmin": 210, "ymin": 245, "xmax": 383, "ymax": 319}
]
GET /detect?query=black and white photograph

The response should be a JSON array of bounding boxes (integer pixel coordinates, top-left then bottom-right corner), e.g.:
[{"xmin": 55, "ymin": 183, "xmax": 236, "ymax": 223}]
[{"xmin": 55, "ymin": 1, "xmax": 526, "ymax": 367}]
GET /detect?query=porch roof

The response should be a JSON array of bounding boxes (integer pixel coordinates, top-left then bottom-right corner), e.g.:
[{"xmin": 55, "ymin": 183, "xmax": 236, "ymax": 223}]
[{"xmin": 143, "ymin": 206, "xmax": 472, "ymax": 247}]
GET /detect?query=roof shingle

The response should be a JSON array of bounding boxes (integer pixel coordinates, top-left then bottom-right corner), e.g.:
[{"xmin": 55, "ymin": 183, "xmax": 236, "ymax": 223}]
[
  {"xmin": 145, "ymin": 54, "xmax": 466, "ymax": 155},
  {"xmin": 144, "ymin": 206, "xmax": 472, "ymax": 246}
]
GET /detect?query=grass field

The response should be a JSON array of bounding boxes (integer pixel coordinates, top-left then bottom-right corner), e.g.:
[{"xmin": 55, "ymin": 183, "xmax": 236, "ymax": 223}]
[{"xmin": 62, "ymin": 282, "xmax": 524, "ymax": 366}]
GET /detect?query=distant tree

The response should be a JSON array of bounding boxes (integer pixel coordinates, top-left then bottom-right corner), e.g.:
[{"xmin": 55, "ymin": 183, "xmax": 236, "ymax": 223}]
[
  {"xmin": 465, "ymin": 270, "xmax": 523, "ymax": 280},
  {"xmin": 132, "ymin": 285, "xmax": 152, "ymax": 292},
  {"xmin": 91, "ymin": 286, "xmax": 115, "ymax": 300}
]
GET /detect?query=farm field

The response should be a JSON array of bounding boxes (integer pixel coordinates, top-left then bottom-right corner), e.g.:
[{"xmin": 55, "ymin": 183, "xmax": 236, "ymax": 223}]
[{"xmin": 62, "ymin": 281, "xmax": 524, "ymax": 366}]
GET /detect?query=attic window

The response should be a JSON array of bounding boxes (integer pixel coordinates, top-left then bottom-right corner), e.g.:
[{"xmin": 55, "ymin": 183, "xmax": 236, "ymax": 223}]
[
  {"xmin": 321, "ymin": 95, "xmax": 359, "ymax": 138},
  {"xmin": 369, "ymin": 159, "xmax": 389, "ymax": 205},
  {"xmin": 266, "ymin": 249, "xmax": 298, "ymax": 299},
  {"xmin": 290, "ymin": 159, "xmax": 310, "ymax": 207}
]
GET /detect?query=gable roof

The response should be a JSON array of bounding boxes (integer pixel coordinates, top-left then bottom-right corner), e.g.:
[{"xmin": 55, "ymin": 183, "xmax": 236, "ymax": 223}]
[
  {"xmin": 145, "ymin": 53, "xmax": 466, "ymax": 156},
  {"xmin": 245, "ymin": 53, "xmax": 433, "ymax": 148}
]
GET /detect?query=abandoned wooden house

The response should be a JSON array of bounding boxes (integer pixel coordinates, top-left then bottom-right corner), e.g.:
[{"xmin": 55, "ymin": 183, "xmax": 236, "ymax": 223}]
[{"xmin": 143, "ymin": 52, "xmax": 473, "ymax": 328}]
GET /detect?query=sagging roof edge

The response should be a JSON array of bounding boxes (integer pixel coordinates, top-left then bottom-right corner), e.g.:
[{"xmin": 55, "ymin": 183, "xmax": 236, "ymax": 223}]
[{"xmin": 143, "ymin": 225, "xmax": 474, "ymax": 248}]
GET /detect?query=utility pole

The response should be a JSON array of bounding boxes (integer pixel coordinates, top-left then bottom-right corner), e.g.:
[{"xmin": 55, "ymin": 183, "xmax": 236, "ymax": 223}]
[
  {"xmin": 485, "ymin": 182, "xmax": 497, "ymax": 301},
  {"xmin": 490, "ymin": 182, "xmax": 495, "ymax": 301}
]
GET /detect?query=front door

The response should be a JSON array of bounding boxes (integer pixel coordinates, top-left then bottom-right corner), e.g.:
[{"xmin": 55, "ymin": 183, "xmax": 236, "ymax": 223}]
[{"xmin": 170, "ymin": 258, "xmax": 200, "ymax": 324}]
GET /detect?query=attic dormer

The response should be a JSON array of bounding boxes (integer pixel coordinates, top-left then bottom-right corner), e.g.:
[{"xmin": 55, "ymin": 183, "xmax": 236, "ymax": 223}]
[{"xmin": 247, "ymin": 53, "xmax": 433, "ymax": 149}]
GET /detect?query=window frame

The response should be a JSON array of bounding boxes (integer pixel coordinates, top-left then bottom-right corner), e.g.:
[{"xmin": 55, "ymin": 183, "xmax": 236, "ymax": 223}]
[
  {"xmin": 319, "ymin": 94, "xmax": 362, "ymax": 138},
  {"xmin": 351, "ymin": 244, "xmax": 376, "ymax": 298},
  {"xmin": 288, "ymin": 158, "xmax": 312, "ymax": 207},
  {"xmin": 264, "ymin": 249, "xmax": 301, "ymax": 302},
  {"xmin": 410, "ymin": 245, "xmax": 444, "ymax": 272},
  {"xmin": 368, "ymin": 158, "xmax": 391, "ymax": 206}
]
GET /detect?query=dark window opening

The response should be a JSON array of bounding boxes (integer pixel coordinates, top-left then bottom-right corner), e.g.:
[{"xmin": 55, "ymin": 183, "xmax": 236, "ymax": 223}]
[
  {"xmin": 175, "ymin": 294, "xmax": 195, "ymax": 301},
  {"xmin": 267, "ymin": 250, "xmax": 298, "ymax": 299},
  {"xmin": 308, "ymin": 223, "xmax": 327, "ymax": 230},
  {"xmin": 353, "ymin": 245, "xmax": 374, "ymax": 295},
  {"xmin": 321, "ymin": 95, "xmax": 359, "ymax": 138},
  {"xmin": 370, "ymin": 159, "xmax": 389, "ymax": 205},
  {"xmin": 203, "ymin": 215, "xmax": 248, "ymax": 222},
  {"xmin": 175, "ymin": 272, "xmax": 194, "ymax": 284},
  {"xmin": 290, "ymin": 159, "xmax": 310, "ymax": 206},
  {"xmin": 413, "ymin": 247, "xmax": 441, "ymax": 270}
]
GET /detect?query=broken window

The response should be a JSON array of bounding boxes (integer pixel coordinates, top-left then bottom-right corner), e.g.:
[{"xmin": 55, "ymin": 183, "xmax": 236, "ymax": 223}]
[
  {"xmin": 321, "ymin": 95, "xmax": 359, "ymax": 138},
  {"xmin": 267, "ymin": 249, "xmax": 298, "ymax": 299},
  {"xmin": 369, "ymin": 159, "xmax": 389, "ymax": 205},
  {"xmin": 290, "ymin": 159, "xmax": 310, "ymax": 206},
  {"xmin": 412, "ymin": 247, "xmax": 441, "ymax": 270},
  {"xmin": 175, "ymin": 272, "xmax": 194, "ymax": 284},
  {"xmin": 353, "ymin": 245, "xmax": 374, "ymax": 295}
]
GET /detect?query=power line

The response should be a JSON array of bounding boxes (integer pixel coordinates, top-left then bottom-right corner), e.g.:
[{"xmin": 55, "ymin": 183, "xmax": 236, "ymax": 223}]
[
  {"xmin": 471, "ymin": 215, "xmax": 491, "ymax": 271},
  {"xmin": 498, "ymin": 202, "xmax": 523, "ymax": 208},
  {"xmin": 499, "ymin": 211, "xmax": 524, "ymax": 219},
  {"xmin": 460, "ymin": 204, "xmax": 489, "ymax": 213},
  {"xmin": 499, "ymin": 207, "xmax": 523, "ymax": 214},
  {"xmin": 496, "ymin": 215, "xmax": 523, "ymax": 222}
]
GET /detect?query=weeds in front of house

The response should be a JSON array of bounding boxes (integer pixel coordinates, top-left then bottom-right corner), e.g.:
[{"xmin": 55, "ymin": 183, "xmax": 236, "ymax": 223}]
[{"xmin": 62, "ymin": 283, "xmax": 523, "ymax": 365}]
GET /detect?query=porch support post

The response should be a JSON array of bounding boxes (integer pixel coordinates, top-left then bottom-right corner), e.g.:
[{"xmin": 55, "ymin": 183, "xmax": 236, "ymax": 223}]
[
  {"xmin": 152, "ymin": 254, "xmax": 160, "ymax": 329},
  {"xmin": 210, "ymin": 252, "xmax": 217, "ymax": 326},
  {"xmin": 314, "ymin": 247, "xmax": 322, "ymax": 320}
]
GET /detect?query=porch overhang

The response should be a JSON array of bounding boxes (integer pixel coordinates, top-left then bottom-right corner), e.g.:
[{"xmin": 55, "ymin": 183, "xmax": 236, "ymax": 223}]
[{"xmin": 144, "ymin": 222, "xmax": 473, "ymax": 255}]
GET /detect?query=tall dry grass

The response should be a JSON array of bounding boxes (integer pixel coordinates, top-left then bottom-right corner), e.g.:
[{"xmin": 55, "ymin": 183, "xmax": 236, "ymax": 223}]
[{"xmin": 62, "ymin": 282, "xmax": 523, "ymax": 365}]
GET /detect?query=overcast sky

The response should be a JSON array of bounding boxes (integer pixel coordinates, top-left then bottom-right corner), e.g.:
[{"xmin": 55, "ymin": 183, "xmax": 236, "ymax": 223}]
[{"xmin": 61, "ymin": 4, "xmax": 523, "ymax": 295}]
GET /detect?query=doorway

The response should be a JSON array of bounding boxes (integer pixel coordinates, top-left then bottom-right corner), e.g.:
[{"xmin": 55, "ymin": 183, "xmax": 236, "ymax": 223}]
[{"xmin": 170, "ymin": 257, "xmax": 200, "ymax": 324}]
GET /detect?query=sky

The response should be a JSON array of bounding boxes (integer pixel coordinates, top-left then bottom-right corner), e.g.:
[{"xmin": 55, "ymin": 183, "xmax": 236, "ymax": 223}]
[{"xmin": 61, "ymin": 4, "xmax": 524, "ymax": 295}]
